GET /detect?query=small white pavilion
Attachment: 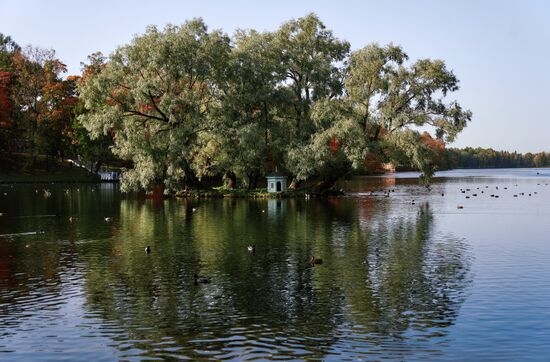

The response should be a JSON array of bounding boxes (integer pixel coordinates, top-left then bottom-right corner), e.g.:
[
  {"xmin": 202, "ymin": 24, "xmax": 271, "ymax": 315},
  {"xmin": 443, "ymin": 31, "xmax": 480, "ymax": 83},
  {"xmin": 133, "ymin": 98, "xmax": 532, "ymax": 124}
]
[{"xmin": 266, "ymin": 171, "xmax": 287, "ymax": 193}]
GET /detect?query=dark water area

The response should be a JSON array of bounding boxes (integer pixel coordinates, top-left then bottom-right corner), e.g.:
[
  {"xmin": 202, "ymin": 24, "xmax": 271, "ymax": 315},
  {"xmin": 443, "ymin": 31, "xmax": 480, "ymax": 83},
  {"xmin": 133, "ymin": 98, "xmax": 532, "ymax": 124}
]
[{"xmin": 0, "ymin": 169, "xmax": 549, "ymax": 360}]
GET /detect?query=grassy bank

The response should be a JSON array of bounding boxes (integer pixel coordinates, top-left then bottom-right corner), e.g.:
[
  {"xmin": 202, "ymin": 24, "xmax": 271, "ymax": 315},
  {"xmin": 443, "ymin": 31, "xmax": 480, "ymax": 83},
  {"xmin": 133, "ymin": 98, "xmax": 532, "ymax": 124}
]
[
  {"xmin": 174, "ymin": 186, "xmax": 342, "ymax": 199},
  {"xmin": 0, "ymin": 153, "xmax": 100, "ymax": 183}
]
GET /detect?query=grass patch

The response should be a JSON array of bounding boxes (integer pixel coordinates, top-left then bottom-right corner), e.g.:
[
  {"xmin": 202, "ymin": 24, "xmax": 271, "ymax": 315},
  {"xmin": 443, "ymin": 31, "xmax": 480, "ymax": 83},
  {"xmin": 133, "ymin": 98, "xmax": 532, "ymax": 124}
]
[
  {"xmin": 175, "ymin": 186, "xmax": 309, "ymax": 199},
  {"xmin": 0, "ymin": 153, "xmax": 100, "ymax": 183}
]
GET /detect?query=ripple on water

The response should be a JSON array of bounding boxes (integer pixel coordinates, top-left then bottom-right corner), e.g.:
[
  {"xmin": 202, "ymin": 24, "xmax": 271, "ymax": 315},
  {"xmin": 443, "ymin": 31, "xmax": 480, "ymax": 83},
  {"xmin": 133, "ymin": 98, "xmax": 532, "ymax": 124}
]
[{"xmin": 2, "ymin": 178, "xmax": 550, "ymax": 359}]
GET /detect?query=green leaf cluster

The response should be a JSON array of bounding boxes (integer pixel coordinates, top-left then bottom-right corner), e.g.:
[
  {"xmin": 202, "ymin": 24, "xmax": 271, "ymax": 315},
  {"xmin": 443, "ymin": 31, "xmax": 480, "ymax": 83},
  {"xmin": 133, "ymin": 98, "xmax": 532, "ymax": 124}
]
[{"xmin": 78, "ymin": 14, "xmax": 471, "ymax": 192}]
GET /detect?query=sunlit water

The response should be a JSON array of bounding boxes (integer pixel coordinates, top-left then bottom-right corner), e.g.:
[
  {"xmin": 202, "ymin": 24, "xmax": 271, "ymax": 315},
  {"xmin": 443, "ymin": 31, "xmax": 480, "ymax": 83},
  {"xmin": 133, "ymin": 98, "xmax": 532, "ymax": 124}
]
[{"xmin": 1, "ymin": 169, "xmax": 549, "ymax": 361}]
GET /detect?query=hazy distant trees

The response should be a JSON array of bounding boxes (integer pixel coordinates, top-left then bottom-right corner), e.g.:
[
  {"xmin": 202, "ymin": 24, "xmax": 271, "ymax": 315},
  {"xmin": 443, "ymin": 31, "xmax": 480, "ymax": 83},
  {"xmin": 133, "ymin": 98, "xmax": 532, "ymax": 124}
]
[{"xmin": 443, "ymin": 148, "xmax": 550, "ymax": 169}]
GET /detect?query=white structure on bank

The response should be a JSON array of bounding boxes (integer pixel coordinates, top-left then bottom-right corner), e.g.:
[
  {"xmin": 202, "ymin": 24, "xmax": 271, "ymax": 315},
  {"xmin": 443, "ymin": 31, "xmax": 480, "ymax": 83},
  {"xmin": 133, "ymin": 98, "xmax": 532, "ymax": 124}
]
[
  {"xmin": 266, "ymin": 172, "xmax": 287, "ymax": 193},
  {"xmin": 99, "ymin": 171, "xmax": 120, "ymax": 181}
]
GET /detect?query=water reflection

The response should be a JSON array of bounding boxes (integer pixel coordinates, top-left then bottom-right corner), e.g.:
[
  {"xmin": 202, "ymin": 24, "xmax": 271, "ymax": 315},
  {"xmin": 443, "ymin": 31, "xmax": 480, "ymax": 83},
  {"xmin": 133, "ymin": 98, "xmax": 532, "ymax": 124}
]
[
  {"xmin": 65, "ymin": 196, "xmax": 471, "ymax": 359},
  {"xmin": 0, "ymin": 183, "xmax": 472, "ymax": 359}
]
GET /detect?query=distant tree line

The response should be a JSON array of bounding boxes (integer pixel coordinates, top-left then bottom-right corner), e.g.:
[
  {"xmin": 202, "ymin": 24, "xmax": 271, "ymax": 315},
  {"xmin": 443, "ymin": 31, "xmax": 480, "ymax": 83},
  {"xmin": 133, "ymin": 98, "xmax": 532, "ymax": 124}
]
[
  {"xmin": 441, "ymin": 148, "xmax": 550, "ymax": 169},
  {"xmin": 387, "ymin": 137, "xmax": 550, "ymax": 171}
]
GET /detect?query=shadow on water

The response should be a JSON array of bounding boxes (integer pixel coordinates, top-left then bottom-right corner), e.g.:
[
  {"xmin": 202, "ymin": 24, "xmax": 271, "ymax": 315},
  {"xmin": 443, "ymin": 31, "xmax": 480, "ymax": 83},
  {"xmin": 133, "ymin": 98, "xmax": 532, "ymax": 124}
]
[{"xmin": 0, "ymin": 183, "xmax": 472, "ymax": 360}]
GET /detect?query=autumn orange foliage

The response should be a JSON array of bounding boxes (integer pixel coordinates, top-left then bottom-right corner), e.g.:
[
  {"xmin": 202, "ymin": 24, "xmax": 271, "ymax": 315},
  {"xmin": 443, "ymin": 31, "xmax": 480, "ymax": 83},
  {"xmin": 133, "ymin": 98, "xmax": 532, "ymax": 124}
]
[
  {"xmin": 329, "ymin": 137, "xmax": 340, "ymax": 156},
  {"xmin": 0, "ymin": 71, "xmax": 13, "ymax": 128},
  {"xmin": 421, "ymin": 131, "xmax": 445, "ymax": 151}
]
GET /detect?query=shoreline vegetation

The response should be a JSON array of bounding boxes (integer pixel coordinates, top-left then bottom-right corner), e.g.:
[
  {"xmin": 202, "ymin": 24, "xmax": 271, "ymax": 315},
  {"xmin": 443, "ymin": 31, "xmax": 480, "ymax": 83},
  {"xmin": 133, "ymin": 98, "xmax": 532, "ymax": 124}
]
[
  {"xmin": 0, "ymin": 153, "xmax": 99, "ymax": 183},
  {"xmin": 0, "ymin": 14, "xmax": 472, "ymax": 195},
  {"xmin": 1, "ymin": 16, "xmax": 548, "ymax": 195},
  {"xmin": 2, "ymin": 153, "xmax": 548, "ymax": 200}
]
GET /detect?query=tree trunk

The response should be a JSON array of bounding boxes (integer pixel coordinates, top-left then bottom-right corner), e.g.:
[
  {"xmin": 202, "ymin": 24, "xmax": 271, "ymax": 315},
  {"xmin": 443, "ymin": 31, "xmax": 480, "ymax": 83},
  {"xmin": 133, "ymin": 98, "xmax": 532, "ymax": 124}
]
[
  {"xmin": 223, "ymin": 170, "xmax": 237, "ymax": 189},
  {"xmin": 151, "ymin": 184, "xmax": 165, "ymax": 200},
  {"xmin": 313, "ymin": 178, "xmax": 338, "ymax": 194},
  {"xmin": 182, "ymin": 160, "xmax": 199, "ymax": 189},
  {"xmin": 313, "ymin": 163, "xmax": 352, "ymax": 195},
  {"xmin": 252, "ymin": 175, "xmax": 259, "ymax": 190},
  {"xmin": 247, "ymin": 174, "xmax": 259, "ymax": 190},
  {"xmin": 93, "ymin": 160, "xmax": 102, "ymax": 174},
  {"xmin": 288, "ymin": 177, "xmax": 299, "ymax": 190}
]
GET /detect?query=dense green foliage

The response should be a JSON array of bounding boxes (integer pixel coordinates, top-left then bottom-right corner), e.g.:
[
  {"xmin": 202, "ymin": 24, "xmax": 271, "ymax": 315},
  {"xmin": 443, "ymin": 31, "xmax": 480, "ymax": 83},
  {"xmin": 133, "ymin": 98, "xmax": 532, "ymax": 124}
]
[
  {"xmin": 77, "ymin": 14, "xmax": 472, "ymax": 192},
  {"xmin": 78, "ymin": 21, "xmax": 230, "ymax": 191},
  {"xmin": 5, "ymin": 16, "xmax": 550, "ymax": 191}
]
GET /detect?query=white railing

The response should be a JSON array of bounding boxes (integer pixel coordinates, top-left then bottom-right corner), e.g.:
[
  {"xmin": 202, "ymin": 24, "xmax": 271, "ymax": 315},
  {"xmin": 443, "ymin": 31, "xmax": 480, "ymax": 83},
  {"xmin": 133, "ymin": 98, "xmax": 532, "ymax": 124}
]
[
  {"xmin": 99, "ymin": 171, "xmax": 120, "ymax": 181},
  {"xmin": 67, "ymin": 159, "xmax": 120, "ymax": 181}
]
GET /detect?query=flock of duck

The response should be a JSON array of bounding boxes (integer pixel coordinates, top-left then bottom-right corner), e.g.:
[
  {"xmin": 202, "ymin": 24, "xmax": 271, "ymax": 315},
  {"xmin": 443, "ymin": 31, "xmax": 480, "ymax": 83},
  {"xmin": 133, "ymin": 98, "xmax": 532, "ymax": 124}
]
[
  {"xmin": 366, "ymin": 182, "xmax": 548, "ymax": 210},
  {"xmin": 3, "ymin": 181, "xmax": 547, "ymax": 286},
  {"xmin": 452, "ymin": 182, "xmax": 548, "ymax": 209}
]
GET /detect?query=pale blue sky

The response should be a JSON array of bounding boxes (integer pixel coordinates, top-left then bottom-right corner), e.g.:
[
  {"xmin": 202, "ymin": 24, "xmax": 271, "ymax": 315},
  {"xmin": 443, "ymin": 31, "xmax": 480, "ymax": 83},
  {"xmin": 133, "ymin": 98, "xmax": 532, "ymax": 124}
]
[{"xmin": 2, "ymin": 0, "xmax": 549, "ymax": 152}]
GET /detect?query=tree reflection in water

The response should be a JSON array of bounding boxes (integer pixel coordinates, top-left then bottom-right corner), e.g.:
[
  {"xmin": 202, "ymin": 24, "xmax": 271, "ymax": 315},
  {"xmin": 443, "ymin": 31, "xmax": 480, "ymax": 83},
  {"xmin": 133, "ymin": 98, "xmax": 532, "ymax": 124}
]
[{"xmin": 79, "ymin": 197, "xmax": 471, "ymax": 359}]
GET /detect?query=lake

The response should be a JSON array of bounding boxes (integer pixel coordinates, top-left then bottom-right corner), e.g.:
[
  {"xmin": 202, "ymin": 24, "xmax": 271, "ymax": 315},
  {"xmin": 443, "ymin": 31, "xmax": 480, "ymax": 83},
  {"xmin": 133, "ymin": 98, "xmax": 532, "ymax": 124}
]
[{"xmin": 1, "ymin": 169, "xmax": 550, "ymax": 361}]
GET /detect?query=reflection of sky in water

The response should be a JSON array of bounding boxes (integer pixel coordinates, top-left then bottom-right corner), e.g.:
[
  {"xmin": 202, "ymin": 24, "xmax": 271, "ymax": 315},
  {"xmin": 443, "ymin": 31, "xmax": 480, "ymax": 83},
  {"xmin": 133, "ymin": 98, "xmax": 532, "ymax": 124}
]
[
  {"xmin": 374, "ymin": 167, "xmax": 550, "ymax": 179},
  {"xmin": 0, "ymin": 171, "xmax": 549, "ymax": 360}
]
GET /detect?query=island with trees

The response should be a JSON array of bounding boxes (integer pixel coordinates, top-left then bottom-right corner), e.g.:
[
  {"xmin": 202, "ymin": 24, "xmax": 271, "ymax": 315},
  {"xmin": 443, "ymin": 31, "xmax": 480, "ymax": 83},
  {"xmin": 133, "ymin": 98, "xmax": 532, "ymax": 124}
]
[{"xmin": 1, "ymin": 14, "xmax": 547, "ymax": 194}]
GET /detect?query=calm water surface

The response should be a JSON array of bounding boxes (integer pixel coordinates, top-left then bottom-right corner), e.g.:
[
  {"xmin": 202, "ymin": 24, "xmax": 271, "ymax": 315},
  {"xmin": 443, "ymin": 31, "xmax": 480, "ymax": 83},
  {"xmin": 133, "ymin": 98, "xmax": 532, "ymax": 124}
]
[{"xmin": 1, "ymin": 169, "xmax": 549, "ymax": 361}]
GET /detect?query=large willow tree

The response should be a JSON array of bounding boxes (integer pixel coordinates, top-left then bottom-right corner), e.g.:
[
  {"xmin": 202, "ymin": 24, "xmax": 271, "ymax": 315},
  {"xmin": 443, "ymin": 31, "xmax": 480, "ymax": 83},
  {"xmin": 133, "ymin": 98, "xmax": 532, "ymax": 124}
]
[
  {"xmin": 273, "ymin": 14, "xmax": 350, "ymax": 188},
  {"xmin": 292, "ymin": 43, "xmax": 472, "ymax": 188},
  {"xmin": 78, "ymin": 19, "xmax": 230, "ymax": 192},
  {"xmin": 79, "ymin": 15, "xmax": 471, "ymax": 193},
  {"xmin": 195, "ymin": 29, "xmax": 288, "ymax": 189}
]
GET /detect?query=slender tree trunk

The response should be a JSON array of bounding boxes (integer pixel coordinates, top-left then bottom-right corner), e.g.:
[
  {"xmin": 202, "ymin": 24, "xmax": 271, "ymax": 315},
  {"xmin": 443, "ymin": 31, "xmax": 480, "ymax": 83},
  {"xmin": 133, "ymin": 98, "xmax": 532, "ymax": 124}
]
[
  {"xmin": 182, "ymin": 160, "xmax": 199, "ymax": 189},
  {"xmin": 223, "ymin": 170, "xmax": 237, "ymax": 189},
  {"xmin": 288, "ymin": 177, "xmax": 299, "ymax": 190},
  {"xmin": 313, "ymin": 178, "xmax": 338, "ymax": 194},
  {"xmin": 263, "ymin": 102, "xmax": 269, "ymax": 149},
  {"xmin": 246, "ymin": 172, "xmax": 260, "ymax": 190},
  {"xmin": 151, "ymin": 184, "xmax": 165, "ymax": 200}
]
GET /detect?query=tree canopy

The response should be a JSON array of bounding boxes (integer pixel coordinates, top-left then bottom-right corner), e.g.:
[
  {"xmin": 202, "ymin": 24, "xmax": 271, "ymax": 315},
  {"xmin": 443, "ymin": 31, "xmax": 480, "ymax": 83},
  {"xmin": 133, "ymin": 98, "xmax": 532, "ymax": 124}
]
[
  {"xmin": 76, "ymin": 14, "xmax": 472, "ymax": 192},
  {"xmin": 78, "ymin": 19, "xmax": 230, "ymax": 192},
  {"xmin": 0, "ymin": 37, "xmax": 81, "ymax": 166}
]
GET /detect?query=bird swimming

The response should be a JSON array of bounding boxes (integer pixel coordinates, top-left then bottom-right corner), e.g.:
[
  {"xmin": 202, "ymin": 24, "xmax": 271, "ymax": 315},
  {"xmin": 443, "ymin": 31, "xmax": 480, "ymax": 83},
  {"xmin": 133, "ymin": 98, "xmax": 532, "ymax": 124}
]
[
  {"xmin": 310, "ymin": 256, "xmax": 323, "ymax": 265},
  {"xmin": 194, "ymin": 274, "xmax": 211, "ymax": 284},
  {"xmin": 145, "ymin": 246, "xmax": 151, "ymax": 254},
  {"xmin": 247, "ymin": 245, "xmax": 256, "ymax": 252}
]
